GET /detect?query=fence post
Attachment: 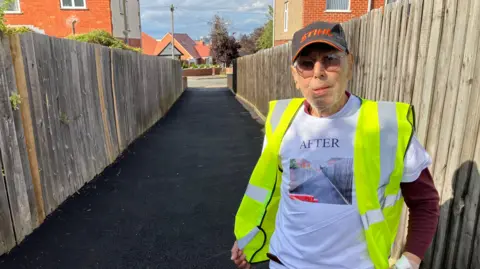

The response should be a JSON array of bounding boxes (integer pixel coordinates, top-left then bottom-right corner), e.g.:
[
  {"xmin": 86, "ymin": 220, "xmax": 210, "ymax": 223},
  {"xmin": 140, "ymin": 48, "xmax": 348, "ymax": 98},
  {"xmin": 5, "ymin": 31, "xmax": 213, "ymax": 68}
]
[{"xmin": 232, "ymin": 59, "xmax": 237, "ymax": 94}]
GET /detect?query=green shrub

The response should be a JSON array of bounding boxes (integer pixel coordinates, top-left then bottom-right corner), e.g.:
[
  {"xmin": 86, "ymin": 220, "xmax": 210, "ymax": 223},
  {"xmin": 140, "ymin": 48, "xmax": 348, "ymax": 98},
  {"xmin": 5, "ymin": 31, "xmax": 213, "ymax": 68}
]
[
  {"xmin": 67, "ymin": 30, "xmax": 142, "ymax": 53},
  {"xmin": 0, "ymin": 0, "xmax": 32, "ymax": 35}
]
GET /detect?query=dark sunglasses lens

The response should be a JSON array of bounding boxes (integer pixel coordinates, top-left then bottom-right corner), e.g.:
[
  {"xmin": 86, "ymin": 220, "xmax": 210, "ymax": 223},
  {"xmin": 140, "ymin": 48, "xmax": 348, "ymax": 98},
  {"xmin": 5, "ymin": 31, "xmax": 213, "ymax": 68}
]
[
  {"xmin": 324, "ymin": 55, "xmax": 341, "ymax": 68},
  {"xmin": 298, "ymin": 59, "xmax": 315, "ymax": 71}
]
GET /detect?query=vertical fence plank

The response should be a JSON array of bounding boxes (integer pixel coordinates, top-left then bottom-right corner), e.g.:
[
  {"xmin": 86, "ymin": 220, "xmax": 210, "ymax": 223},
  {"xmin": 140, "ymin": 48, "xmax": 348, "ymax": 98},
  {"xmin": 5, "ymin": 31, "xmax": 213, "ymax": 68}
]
[
  {"xmin": 403, "ymin": 0, "xmax": 424, "ymax": 104},
  {"xmin": 0, "ymin": 33, "xmax": 34, "ymax": 245},
  {"xmin": 95, "ymin": 46, "xmax": 117, "ymax": 163},
  {"xmin": 0, "ymin": 158, "xmax": 15, "ymax": 254},
  {"xmin": 411, "ymin": 0, "xmax": 434, "ymax": 144},
  {"xmin": 0, "ymin": 34, "xmax": 22, "ymax": 254},
  {"xmin": 379, "ymin": 5, "xmax": 391, "ymax": 101},
  {"xmin": 20, "ymin": 33, "xmax": 56, "ymax": 215},
  {"xmin": 63, "ymin": 39, "xmax": 84, "ymax": 194},
  {"xmin": 424, "ymin": 0, "xmax": 458, "ymax": 176},
  {"xmin": 358, "ymin": 15, "xmax": 368, "ymax": 97},
  {"xmin": 469, "ymin": 133, "xmax": 480, "ymax": 269},
  {"xmin": 417, "ymin": 0, "xmax": 444, "ymax": 146},
  {"xmin": 387, "ymin": 2, "xmax": 401, "ymax": 101},
  {"xmin": 9, "ymin": 34, "xmax": 44, "ymax": 227}
]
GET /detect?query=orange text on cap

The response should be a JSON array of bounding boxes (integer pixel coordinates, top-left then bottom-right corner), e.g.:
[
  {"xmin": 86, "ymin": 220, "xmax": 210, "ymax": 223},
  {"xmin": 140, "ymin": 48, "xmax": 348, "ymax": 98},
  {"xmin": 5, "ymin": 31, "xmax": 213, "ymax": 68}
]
[{"xmin": 301, "ymin": 29, "xmax": 333, "ymax": 43}]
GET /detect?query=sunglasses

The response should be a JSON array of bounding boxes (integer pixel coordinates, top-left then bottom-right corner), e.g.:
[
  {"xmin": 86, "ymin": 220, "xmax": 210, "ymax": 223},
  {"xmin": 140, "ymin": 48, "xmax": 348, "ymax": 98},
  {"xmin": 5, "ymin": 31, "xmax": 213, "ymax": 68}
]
[{"xmin": 294, "ymin": 53, "xmax": 346, "ymax": 78}]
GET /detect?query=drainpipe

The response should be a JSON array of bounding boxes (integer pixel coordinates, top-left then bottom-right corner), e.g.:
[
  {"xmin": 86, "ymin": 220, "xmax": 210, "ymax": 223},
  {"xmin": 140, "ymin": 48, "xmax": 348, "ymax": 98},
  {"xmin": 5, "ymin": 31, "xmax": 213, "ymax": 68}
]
[
  {"xmin": 368, "ymin": 0, "xmax": 372, "ymax": 11},
  {"xmin": 71, "ymin": 20, "xmax": 77, "ymax": 35},
  {"xmin": 122, "ymin": 0, "xmax": 129, "ymax": 45}
]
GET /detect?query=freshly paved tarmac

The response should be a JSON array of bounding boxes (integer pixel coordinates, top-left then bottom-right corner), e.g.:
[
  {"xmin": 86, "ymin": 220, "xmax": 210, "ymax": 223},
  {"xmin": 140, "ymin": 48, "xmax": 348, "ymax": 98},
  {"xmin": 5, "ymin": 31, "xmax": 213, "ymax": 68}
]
[{"xmin": 0, "ymin": 83, "xmax": 269, "ymax": 269}]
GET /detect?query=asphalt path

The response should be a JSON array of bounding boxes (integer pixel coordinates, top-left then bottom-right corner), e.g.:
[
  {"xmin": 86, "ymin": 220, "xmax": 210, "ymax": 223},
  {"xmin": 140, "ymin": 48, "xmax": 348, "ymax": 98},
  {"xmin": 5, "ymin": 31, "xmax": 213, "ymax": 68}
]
[{"xmin": 0, "ymin": 84, "xmax": 268, "ymax": 269}]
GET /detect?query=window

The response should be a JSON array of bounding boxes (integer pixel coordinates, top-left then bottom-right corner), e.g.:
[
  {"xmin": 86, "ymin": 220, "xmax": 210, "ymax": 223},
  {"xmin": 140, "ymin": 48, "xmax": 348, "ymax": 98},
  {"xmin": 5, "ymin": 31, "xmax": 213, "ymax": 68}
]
[
  {"xmin": 0, "ymin": 0, "xmax": 21, "ymax": 13},
  {"xmin": 386, "ymin": 0, "xmax": 397, "ymax": 4},
  {"xmin": 326, "ymin": 0, "xmax": 350, "ymax": 11},
  {"xmin": 61, "ymin": 0, "xmax": 86, "ymax": 9},
  {"xmin": 284, "ymin": 1, "xmax": 289, "ymax": 32}
]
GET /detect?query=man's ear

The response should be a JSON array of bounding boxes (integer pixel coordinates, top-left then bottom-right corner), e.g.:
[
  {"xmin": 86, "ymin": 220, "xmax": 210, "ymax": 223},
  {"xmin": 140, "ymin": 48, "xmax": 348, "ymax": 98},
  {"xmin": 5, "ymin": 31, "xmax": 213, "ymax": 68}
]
[{"xmin": 290, "ymin": 65, "xmax": 299, "ymax": 89}]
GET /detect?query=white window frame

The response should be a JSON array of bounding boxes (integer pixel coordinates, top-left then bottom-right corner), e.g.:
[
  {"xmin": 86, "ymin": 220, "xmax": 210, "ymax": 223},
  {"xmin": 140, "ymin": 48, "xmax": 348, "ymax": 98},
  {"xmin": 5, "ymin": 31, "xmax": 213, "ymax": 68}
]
[
  {"xmin": 284, "ymin": 1, "xmax": 289, "ymax": 32},
  {"xmin": 60, "ymin": 0, "xmax": 87, "ymax": 9},
  {"xmin": 325, "ymin": 0, "xmax": 351, "ymax": 13},
  {"xmin": 3, "ymin": 0, "xmax": 21, "ymax": 14}
]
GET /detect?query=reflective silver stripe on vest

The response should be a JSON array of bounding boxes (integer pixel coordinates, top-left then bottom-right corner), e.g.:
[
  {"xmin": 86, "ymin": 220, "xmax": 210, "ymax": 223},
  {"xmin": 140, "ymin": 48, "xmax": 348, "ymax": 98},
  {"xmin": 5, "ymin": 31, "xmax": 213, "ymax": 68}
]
[
  {"xmin": 270, "ymin": 99, "xmax": 292, "ymax": 133},
  {"xmin": 245, "ymin": 184, "xmax": 269, "ymax": 204},
  {"xmin": 384, "ymin": 190, "xmax": 402, "ymax": 208},
  {"xmin": 377, "ymin": 102, "xmax": 399, "ymax": 205},
  {"xmin": 237, "ymin": 227, "xmax": 260, "ymax": 250},
  {"xmin": 361, "ymin": 209, "xmax": 385, "ymax": 230},
  {"xmin": 378, "ymin": 101, "xmax": 398, "ymax": 184}
]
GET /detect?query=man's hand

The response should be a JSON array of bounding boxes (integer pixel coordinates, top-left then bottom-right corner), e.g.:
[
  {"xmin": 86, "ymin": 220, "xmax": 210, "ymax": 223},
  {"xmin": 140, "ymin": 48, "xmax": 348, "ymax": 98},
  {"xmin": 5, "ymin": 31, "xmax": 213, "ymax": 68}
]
[
  {"xmin": 403, "ymin": 252, "xmax": 420, "ymax": 268},
  {"xmin": 390, "ymin": 252, "xmax": 421, "ymax": 269},
  {"xmin": 231, "ymin": 241, "xmax": 251, "ymax": 269}
]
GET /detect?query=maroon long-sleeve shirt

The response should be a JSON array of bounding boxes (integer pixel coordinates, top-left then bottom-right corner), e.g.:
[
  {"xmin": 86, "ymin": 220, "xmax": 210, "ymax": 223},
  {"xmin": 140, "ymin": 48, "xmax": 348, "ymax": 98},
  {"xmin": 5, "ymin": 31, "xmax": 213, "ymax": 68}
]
[{"xmin": 303, "ymin": 96, "xmax": 440, "ymax": 259}]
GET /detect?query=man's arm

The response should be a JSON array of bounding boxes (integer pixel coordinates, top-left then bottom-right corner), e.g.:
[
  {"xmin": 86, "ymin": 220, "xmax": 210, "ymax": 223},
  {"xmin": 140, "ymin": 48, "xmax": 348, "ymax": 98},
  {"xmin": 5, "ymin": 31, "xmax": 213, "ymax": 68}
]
[{"xmin": 399, "ymin": 168, "xmax": 440, "ymax": 265}]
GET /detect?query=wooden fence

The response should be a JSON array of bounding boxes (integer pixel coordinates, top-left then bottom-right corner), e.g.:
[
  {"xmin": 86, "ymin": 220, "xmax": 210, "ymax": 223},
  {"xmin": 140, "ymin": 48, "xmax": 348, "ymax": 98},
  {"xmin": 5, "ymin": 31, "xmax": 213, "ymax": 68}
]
[
  {"xmin": 0, "ymin": 32, "xmax": 184, "ymax": 255},
  {"xmin": 235, "ymin": 0, "xmax": 480, "ymax": 268}
]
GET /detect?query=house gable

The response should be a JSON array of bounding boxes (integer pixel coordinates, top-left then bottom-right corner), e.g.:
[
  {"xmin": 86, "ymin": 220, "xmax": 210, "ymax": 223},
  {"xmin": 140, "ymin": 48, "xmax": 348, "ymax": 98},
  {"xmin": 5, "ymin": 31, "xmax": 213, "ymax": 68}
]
[
  {"xmin": 154, "ymin": 33, "xmax": 203, "ymax": 60},
  {"xmin": 159, "ymin": 43, "xmax": 183, "ymax": 56}
]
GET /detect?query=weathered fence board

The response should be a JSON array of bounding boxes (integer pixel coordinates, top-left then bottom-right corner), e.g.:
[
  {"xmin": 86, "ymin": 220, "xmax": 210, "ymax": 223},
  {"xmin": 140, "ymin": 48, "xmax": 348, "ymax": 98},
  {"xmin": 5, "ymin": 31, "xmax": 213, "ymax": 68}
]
[
  {"xmin": 0, "ymin": 34, "xmax": 21, "ymax": 254},
  {"xmin": 235, "ymin": 0, "xmax": 480, "ymax": 267},
  {"xmin": 9, "ymin": 34, "xmax": 44, "ymax": 228},
  {"xmin": 20, "ymin": 33, "xmax": 55, "ymax": 215},
  {"xmin": 0, "ymin": 33, "xmax": 34, "ymax": 247}
]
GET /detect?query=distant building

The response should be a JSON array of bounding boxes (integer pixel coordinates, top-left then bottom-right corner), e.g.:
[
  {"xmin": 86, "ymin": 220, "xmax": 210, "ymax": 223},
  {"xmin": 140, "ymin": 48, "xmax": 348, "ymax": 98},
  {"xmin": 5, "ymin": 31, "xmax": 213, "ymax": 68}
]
[
  {"xmin": 141, "ymin": 32, "xmax": 212, "ymax": 64},
  {"xmin": 3, "ymin": 0, "xmax": 142, "ymax": 48},
  {"xmin": 274, "ymin": 0, "xmax": 397, "ymax": 46}
]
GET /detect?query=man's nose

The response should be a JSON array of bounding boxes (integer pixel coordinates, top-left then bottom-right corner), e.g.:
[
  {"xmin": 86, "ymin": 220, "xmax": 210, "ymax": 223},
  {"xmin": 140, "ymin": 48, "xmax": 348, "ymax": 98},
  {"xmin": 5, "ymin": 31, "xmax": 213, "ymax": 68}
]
[{"xmin": 313, "ymin": 60, "xmax": 327, "ymax": 79}]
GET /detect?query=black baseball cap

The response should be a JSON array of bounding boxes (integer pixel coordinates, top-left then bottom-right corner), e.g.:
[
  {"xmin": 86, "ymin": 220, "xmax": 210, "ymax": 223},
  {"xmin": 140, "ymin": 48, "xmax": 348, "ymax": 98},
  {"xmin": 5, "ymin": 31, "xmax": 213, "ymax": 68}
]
[{"xmin": 291, "ymin": 21, "xmax": 349, "ymax": 64}]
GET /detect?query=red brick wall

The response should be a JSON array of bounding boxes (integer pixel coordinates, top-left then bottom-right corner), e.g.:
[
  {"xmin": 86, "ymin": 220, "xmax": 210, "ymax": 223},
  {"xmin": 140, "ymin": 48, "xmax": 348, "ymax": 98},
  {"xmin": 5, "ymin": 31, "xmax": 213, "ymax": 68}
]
[
  {"xmin": 128, "ymin": 38, "xmax": 141, "ymax": 48},
  {"xmin": 182, "ymin": 68, "xmax": 222, "ymax": 77},
  {"xmin": 303, "ymin": 0, "xmax": 384, "ymax": 26},
  {"xmin": 274, "ymin": 39, "xmax": 290, "ymax": 46},
  {"xmin": 5, "ymin": 0, "xmax": 112, "ymax": 38},
  {"xmin": 373, "ymin": 0, "xmax": 385, "ymax": 9}
]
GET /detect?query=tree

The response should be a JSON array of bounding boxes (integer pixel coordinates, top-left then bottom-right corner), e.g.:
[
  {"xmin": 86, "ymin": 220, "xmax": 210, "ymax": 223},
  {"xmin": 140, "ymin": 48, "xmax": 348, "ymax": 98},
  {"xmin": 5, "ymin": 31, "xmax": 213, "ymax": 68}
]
[
  {"xmin": 256, "ymin": 5, "xmax": 273, "ymax": 50},
  {"xmin": 239, "ymin": 26, "xmax": 264, "ymax": 55},
  {"xmin": 209, "ymin": 15, "xmax": 240, "ymax": 67}
]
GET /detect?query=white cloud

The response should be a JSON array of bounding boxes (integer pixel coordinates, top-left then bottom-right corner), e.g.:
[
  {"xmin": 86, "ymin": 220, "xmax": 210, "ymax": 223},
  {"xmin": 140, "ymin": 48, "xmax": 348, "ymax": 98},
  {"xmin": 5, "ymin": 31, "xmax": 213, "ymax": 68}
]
[
  {"xmin": 139, "ymin": 0, "xmax": 272, "ymax": 40},
  {"xmin": 238, "ymin": 0, "xmax": 268, "ymax": 12}
]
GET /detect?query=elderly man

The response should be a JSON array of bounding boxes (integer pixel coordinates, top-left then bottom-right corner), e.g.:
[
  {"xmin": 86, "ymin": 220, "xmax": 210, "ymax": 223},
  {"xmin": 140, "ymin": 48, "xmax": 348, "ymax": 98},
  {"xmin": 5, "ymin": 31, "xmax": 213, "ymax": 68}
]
[{"xmin": 231, "ymin": 21, "xmax": 439, "ymax": 269}]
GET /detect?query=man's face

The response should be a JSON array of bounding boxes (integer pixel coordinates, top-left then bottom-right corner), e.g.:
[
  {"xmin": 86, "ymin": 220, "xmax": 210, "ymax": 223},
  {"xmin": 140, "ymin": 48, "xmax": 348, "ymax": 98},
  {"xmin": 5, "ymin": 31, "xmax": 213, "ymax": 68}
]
[{"xmin": 291, "ymin": 43, "xmax": 352, "ymax": 111}]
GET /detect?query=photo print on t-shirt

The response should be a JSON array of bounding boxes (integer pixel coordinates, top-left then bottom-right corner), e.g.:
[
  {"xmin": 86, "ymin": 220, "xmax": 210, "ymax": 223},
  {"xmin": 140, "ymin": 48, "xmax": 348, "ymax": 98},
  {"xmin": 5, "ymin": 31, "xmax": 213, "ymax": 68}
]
[{"xmin": 289, "ymin": 158, "xmax": 353, "ymax": 205}]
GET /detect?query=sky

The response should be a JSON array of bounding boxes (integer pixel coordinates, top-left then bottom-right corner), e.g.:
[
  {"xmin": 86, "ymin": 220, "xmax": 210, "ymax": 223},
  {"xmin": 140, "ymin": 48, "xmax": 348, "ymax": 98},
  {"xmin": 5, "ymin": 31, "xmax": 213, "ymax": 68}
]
[{"xmin": 140, "ymin": 0, "xmax": 273, "ymax": 41}]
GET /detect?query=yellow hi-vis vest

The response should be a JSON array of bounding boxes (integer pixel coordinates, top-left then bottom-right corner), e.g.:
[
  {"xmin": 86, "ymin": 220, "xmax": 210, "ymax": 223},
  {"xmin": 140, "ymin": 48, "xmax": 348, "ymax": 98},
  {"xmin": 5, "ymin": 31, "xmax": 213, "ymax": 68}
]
[{"xmin": 234, "ymin": 97, "xmax": 415, "ymax": 269}]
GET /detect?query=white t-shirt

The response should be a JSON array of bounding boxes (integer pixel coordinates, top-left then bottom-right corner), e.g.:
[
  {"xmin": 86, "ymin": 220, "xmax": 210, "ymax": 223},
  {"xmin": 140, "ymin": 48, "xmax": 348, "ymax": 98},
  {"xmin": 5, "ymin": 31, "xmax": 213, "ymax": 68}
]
[{"xmin": 261, "ymin": 95, "xmax": 432, "ymax": 269}]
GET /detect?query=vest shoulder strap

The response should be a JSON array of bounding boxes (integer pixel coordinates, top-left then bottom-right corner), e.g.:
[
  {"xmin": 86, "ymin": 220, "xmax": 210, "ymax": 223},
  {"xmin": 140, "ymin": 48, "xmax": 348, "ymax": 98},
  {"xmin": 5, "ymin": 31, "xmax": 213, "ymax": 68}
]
[{"xmin": 265, "ymin": 98, "xmax": 305, "ymax": 148}]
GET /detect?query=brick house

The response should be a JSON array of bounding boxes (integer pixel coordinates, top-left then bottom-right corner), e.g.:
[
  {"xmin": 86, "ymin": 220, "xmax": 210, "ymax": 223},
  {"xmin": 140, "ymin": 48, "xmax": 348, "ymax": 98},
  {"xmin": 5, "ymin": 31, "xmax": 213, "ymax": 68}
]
[
  {"xmin": 274, "ymin": 0, "xmax": 397, "ymax": 46},
  {"xmin": 2, "ymin": 0, "xmax": 142, "ymax": 48},
  {"xmin": 141, "ymin": 32, "xmax": 211, "ymax": 64}
]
